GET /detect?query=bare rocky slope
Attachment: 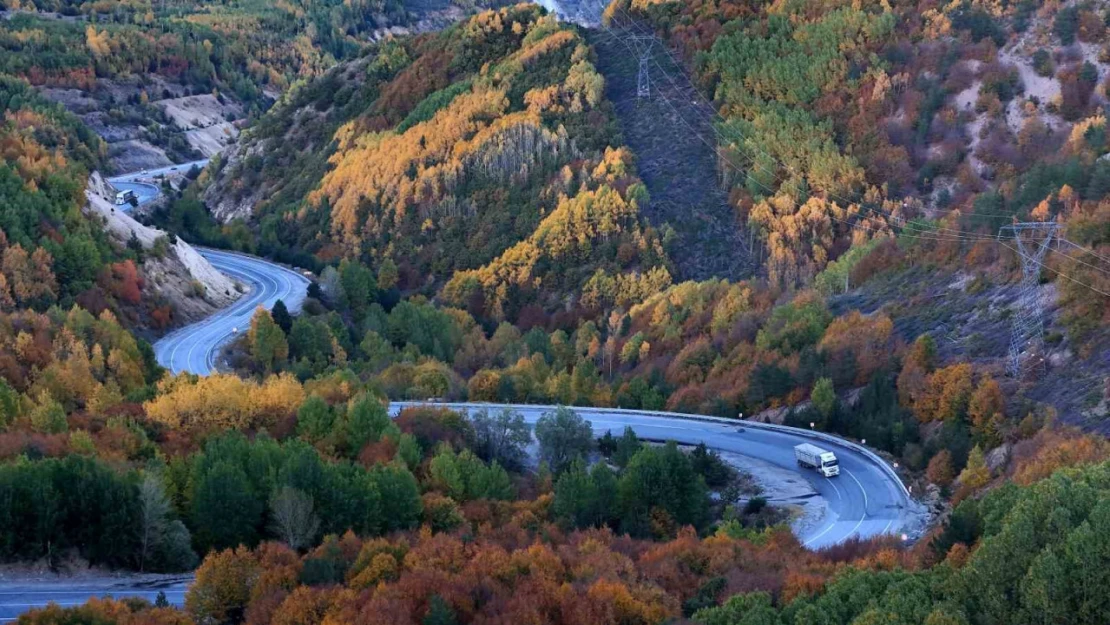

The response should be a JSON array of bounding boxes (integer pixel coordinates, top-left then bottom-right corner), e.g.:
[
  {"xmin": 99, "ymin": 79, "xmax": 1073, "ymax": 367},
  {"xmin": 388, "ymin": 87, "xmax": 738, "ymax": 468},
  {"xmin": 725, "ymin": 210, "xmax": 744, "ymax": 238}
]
[
  {"xmin": 834, "ymin": 265, "xmax": 1110, "ymax": 431},
  {"xmin": 85, "ymin": 173, "xmax": 242, "ymax": 327}
]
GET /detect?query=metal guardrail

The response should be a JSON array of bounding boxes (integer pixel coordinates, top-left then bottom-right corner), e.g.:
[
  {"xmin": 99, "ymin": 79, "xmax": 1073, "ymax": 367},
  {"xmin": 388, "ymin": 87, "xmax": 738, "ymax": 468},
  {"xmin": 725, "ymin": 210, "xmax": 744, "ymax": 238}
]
[
  {"xmin": 391, "ymin": 401, "xmax": 914, "ymax": 502},
  {"xmin": 194, "ymin": 246, "xmax": 313, "ymax": 285}
]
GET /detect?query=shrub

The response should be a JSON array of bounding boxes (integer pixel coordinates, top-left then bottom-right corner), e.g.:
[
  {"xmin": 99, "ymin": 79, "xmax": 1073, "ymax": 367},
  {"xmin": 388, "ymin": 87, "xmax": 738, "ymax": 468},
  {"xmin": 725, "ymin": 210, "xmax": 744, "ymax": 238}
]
[{"xmin": 1032, "ymin": 49, "xmax": 1054, "ymax": 78}]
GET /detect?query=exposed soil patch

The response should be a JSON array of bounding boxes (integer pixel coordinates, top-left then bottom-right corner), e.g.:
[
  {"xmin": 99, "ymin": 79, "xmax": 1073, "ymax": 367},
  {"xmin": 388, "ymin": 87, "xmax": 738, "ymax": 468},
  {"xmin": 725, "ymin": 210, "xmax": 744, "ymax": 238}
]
[
  {"xmin": 107, "ymin": 139, "xmax": 174, "ymax": 172},
  {"xmin": 39, "ymin": 78, "xmax": 219, "ymax": 172},
  {"xmin": 716, "ymin": 451, "xmax": 829, "ymax": 539},
  {"xmin": 85, "ymin": 173, "xmax": 242, "ymax": 330},
  {"xmin": 156, "ymin": 94, "xmax": 242, "ymax": 157}
]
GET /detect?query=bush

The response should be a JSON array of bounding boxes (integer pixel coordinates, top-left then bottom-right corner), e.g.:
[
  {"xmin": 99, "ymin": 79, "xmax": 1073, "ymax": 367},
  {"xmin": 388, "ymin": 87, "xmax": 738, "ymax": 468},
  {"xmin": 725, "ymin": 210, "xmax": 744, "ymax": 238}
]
[
  {"xmin": 743, "ymin": 496, "xmax": 767, "ymax": 515},
  {"xmin": 151, "ymin": 235, "xmax": 171, "ymax": 259},
  {"xmin": 1033, "ymin": 49, "xmax": 1054, "ymax": 78},
  {"xmin": 1055, "ymin": 6, "xmax": 1080, "ymax": 45}
]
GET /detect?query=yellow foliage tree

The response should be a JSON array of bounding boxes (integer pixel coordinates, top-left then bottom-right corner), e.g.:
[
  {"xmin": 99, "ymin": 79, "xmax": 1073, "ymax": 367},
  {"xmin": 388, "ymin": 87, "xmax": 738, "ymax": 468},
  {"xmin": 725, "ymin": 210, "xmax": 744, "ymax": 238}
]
[
  {"xmin": 186, "ymin": 547, "xmax": 260, "ymax": 625},
  {"xmin": 144, "ymin": 373, "xmax": 305, "ymax": 435},
  {"xmin": 913, "ymin": 363, "xmax": 974, "ymax": 423},
  {"xmin": 956, "ymin": 445, "xmax": 991, "ymax": 492}
]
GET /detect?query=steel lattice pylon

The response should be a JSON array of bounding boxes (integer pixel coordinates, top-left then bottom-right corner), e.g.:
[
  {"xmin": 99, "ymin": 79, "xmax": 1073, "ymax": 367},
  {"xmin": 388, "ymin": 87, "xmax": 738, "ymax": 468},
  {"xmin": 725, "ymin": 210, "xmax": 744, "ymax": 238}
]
[
  {"xmin": 629, "ymin": 35, "xmax": 653, "ymax": 99},
  {"xmin": 999, "ymin": 222, "xmax": 1062, "ymax": 377}
]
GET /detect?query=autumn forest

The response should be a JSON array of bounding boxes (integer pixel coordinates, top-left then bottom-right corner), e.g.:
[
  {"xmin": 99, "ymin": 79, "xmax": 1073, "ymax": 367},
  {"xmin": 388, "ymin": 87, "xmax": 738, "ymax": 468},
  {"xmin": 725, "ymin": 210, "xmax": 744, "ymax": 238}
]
[{"xmin": 1, "ymin": 0, "xmax": 1110, "ymax": 624}]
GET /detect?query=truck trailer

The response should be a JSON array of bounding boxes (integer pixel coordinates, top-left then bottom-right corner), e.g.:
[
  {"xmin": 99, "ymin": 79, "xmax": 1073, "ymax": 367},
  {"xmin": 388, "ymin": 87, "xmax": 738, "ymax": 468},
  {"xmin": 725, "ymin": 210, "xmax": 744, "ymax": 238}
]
[{"xmin": 794, "ymin": 443, "xmax": 839, "ymax": 477}]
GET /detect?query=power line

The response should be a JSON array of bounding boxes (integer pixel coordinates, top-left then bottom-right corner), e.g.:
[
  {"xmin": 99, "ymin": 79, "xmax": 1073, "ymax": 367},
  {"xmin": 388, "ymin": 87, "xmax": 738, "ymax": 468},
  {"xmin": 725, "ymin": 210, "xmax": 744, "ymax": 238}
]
[
  {"xmin": 596, "ymin": 1, "xmax": 1110, "ymax": 270},
  {"xmin": 596, "ymin": 6, "xmax": 1005, "ymax": 246},
  {"xmin": 589, "ymin": 3, "xmax": 1110, "ymax": 298},
  {"xmin": 1061, "ymin": 237, "xmax": 1110, "ymax": 267},
  {"xmin": 591, "ymin": 12, "xmax": 998, "ymax": 249}
]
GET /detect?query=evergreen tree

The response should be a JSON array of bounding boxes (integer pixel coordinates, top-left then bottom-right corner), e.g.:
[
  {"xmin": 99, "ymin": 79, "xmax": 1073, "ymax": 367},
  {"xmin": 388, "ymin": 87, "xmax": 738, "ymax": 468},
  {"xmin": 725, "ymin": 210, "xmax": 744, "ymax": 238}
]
[
  {"xmin": 613, "ymin": 426, "xmax": 642, "ymax": 468},
  {"xmin": 618, "ymin": 442, "xmax": 709, "ymax": 538},
  {"xmin": 339, "ymin": 259, "xmax": 377, "ymax": 320},
  {"xmin": 395, "ymin": 433, "xmax": 422, "ymax": 470},
  {"xmin": 271, "ymin": 299, "xmax": 293, "ymax": 335},
  {"xmin": 344, "ymin": 394, "xmax": 393, "ymax": 453},
  {"xmin": 423, "ymin": 595, "xmax": 457, "ymax": 625},
  {"xmin": 372, "ymin": 463, "xmax": 422, "ymax": 532},
  {"xmin": 296, "ymin": 395, "xmax": 334, "ymax": 442},
  {"xmin": 554, "ymin": 459, "xmax": 598, "ymax": 529},
  {"xmin": 190, "ymin": 462, "xmax": 264, "ymax": 553}
]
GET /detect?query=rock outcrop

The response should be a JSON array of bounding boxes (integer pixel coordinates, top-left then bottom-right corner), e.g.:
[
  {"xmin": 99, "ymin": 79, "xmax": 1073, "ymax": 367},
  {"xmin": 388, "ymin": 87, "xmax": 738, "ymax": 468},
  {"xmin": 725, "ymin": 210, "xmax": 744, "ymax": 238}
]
[{"xmin": 84, "ymin": 173, "xmax": 243, "ymax": 325}]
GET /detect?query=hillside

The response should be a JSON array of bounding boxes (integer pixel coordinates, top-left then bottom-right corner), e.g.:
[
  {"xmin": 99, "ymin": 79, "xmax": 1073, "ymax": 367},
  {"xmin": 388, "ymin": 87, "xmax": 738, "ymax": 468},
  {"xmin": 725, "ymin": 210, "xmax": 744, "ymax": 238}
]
[
  {"xmin": 589, "ymin": 29, "xmax": 753, "ymax": 281},
  {"xmin": 589, "ymin": 0, "xmax": 1110, "ymax": 418},
  {"xmin": 1, "ymin": 0, "xmax": 514, "ymax": 174},
  {"xmin": 204, "ymin": 5, "xmax": 672, "ymax": 321},
  {"xmin": 4, "ymin": 2, "xmax": 1110, "ymax": 625}
]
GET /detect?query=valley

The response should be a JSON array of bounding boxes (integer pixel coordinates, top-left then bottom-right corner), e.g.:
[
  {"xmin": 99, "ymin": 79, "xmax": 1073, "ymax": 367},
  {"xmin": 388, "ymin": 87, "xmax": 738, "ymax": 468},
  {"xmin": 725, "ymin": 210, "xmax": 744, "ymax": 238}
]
[{"xmin": 1, "ymin": 1, "xmax": 1110, "ymax": 625}]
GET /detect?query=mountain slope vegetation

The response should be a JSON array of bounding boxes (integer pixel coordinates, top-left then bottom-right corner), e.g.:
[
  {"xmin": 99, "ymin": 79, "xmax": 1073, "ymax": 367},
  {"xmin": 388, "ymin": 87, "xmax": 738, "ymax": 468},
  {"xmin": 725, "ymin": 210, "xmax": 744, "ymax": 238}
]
[
  {"xmin": 4, "ymin": 2, "xmax": 1110, "ymax": 625},
  {"xmin": 205, "ymin": 5, "xmax": 672, "ymax": 321}
]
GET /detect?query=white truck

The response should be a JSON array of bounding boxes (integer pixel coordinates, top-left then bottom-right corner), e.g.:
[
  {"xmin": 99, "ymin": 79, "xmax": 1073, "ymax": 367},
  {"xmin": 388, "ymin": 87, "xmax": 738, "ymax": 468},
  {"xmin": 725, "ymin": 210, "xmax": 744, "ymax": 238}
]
[
  {"xmin": 114, "ymin": 189, "xmax": 137, "ymax": 205},
  {"xmin": 795, "ymin": 443, "xmax": 839, "ymax": 477}
]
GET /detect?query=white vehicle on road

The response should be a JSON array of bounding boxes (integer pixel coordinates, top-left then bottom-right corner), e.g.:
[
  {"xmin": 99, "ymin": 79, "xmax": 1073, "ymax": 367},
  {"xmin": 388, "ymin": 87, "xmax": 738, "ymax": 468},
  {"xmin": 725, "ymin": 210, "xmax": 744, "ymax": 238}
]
[
  {"xmin": 114, "ymin": 189, "xmax": 137, "ymax": 205},
  {"xmin": 795, "ymin": 443, "xmax": 840, "ymax": 477}
]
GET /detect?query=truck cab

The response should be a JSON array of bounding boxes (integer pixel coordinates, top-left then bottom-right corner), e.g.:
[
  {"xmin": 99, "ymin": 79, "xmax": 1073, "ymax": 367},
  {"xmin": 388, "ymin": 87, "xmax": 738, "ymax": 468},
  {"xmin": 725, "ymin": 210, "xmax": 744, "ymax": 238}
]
[
  {"xmin": 816, "ymin": 452, "xmax": 839, "ymax": 477},
  {"xmin": 794, "ymin": 443, "xmax": 840, "ymax": 477},
  {"xmin": 114, "ymin": 189, "xmax": 137, "ymax": 205}
]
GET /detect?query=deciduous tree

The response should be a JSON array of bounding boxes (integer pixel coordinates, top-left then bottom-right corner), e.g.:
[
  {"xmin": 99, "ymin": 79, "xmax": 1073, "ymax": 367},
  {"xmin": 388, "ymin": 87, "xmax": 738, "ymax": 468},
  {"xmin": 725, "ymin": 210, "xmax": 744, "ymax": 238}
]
[{"xmin": 535, "ymin": 406, "xmax": 593, "ymax": 474}]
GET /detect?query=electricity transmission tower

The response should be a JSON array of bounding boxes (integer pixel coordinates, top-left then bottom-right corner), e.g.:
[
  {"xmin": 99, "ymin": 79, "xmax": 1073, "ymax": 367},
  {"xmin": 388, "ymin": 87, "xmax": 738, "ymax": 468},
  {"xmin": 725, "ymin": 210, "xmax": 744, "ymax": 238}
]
[
  {"xmin": 629, "ymin": 35, "xmax": 654, "ymax": 99},
  {"xmin": 999, "ymin": 222, "xmax": 1062, "ymax": 378}
]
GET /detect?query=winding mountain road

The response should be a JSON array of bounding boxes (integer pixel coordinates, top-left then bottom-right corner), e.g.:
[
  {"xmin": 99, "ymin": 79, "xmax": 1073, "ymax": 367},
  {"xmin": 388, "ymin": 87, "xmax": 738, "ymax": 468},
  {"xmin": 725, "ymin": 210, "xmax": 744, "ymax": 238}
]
[
  {"xmin": 105, "ymin": 162, "xmax": 309, "ymax": 375},
  {"xmin": 108, "ymin": 159, "xmax": 209, "ymax": 207},
  {"xmin": 153, "ymin": 249, "xmax": 309, "ymax": 375},
  {"xmin": 0, "ymin": 579, "xmax": 189, "ymax": 623},
  {"xmin": 3, "ymin": 161, "xmax": 920, "ymax": 620},
  {"xmin": 392, "ymin": 402, "xmax": 921, "ymax": 550}
]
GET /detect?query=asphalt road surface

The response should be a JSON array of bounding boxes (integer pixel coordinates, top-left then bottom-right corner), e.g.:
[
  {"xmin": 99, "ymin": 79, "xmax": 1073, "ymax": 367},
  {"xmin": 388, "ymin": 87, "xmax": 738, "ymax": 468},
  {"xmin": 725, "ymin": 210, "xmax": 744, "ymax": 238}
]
[
  {"xmin": 109, "ymin": 159, "xmax": 210, "ymax": 184},
  {"xmin": 106, "ymin": 160, "xmax": 309, "ymax": 375},
  {"xmin": 393, "ymin": 402, "xmax": 919, "ymax": 550},
  {"xmin": 0, "ymin": 578, "xmax": 189, "ymax": 623},
  {"xmin": 108, "ymin": 159, "xmax": 210, "ymax": 209},
  {"xmin": 1, "ymin": 384, "xmax": 914, "ymax": 620},
  {"xmin": 152, "ymin": 249, "xmax": 309, "ymax": 375},
  {"xmin": 5, "ymin": 158, "xmax": 913, "ymax": 617}
]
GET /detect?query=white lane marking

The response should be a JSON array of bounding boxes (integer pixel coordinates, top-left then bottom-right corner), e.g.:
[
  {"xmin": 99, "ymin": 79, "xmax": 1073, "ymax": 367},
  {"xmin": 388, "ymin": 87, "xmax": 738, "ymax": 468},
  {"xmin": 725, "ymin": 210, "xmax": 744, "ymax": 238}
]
[
  {"xmin": 802, "ymin": 476, "xmax": 844, "ymax": 547},
  {"xmin": 185, "ymin": 258, "xmax": 274, "ymax": 373},
  {"xmin": 164, "ymin": 250, "xmax": 299, "ymax": 374},
  {"xmin": 5, "ymin": 602, "xmax": 87, "ymax": 607},
  {"xmin": 846, "ymin": 467, "xmax": 868, "ymax": 511},
  {"xmin": 844, "ymin": 468, "xmax": 869, "ymax": 541},
  {"xmin": 590, "ymin": 420, "xmax": 691, "ymax": 431},
  {"xmin": 803, "ymin": 521, "xmax": 837, "ymax": 547},
  {"xmin": 167, "ymin": 262, "xmax": 254, "ymax": 374}
]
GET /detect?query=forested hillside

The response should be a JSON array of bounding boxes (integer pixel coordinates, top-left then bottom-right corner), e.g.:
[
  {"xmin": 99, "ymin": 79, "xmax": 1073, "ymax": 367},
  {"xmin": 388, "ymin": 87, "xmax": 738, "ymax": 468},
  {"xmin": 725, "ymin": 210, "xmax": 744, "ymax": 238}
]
[
  {"xmin": 0, "ymin": 76, "xmax": 176, "ymax": 321},
  {"xmin": 203, "ymin": 5, "xmax": 671, "ymax": 318},
  {"xmin": 3, "ymin": 1, "xmax": 1110, "ymax": 625},
  {"xmin": 590, "ymin": 0, "xmax": 1110, "ymax": 421}
]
